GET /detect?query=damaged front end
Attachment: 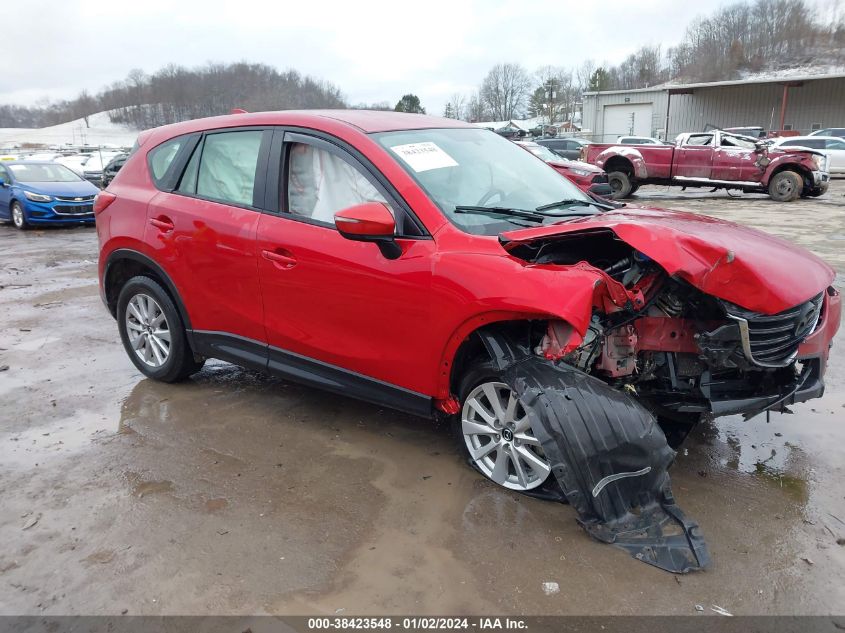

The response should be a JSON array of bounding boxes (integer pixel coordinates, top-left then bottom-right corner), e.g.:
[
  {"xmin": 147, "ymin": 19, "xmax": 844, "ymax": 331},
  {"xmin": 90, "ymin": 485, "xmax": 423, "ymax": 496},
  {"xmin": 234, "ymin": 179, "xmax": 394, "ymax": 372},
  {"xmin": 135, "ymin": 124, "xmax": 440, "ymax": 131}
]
[
  {"xmin": 504, "ymin": 228, "xmax": 840, "ymax": 433},
  {"xmin": 476, "ymin": 223, "xmax": 840, "ymax": 572},
  {"xmin": 479, "ymin": 329, "xmax": 710, "ymax": 574}
]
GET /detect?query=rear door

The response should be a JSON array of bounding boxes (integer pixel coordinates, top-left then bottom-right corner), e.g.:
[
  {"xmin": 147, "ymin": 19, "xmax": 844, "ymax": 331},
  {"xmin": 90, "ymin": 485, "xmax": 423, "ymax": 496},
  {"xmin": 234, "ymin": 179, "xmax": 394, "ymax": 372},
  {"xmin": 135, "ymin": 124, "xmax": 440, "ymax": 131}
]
[
  {"xmin": 255, "ymin": 130, "xmax": 435, "ymax": 407},
  {"xmin": 674, "ymin": 133, "xmax": 715, "ymax": 179},
  {"xmin": 712, "ymin": 133, "xmax": 759, "ymax": 181},
  {"xmin": 145, "ymin": 128, "xmax": 270, "ymax": 346}
]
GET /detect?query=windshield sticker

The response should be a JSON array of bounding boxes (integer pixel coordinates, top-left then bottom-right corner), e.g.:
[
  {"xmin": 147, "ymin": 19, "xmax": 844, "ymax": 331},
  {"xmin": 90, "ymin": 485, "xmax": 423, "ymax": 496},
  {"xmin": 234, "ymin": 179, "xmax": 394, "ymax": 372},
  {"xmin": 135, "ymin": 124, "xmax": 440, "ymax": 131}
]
[{"xmin": 390, "ymin": 142, "xmax": 458, "ymax": 172}]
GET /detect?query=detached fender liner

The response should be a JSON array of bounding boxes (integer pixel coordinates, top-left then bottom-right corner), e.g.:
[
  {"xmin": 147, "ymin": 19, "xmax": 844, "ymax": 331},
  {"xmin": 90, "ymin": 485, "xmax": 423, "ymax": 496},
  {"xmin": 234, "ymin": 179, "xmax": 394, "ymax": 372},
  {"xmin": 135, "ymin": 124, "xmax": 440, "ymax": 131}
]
[{"xmin": 478, "ymin": 331, "xmax": 710, "ymax": 573}]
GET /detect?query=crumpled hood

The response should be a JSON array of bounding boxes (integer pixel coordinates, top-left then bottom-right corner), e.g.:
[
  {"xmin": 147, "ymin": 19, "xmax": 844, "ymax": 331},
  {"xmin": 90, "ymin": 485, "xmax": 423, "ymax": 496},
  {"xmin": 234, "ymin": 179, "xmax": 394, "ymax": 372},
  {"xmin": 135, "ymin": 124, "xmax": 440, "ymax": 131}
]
[{"xmin": 500, "ymin": 206, "xmax": 835, "ymax": 315}]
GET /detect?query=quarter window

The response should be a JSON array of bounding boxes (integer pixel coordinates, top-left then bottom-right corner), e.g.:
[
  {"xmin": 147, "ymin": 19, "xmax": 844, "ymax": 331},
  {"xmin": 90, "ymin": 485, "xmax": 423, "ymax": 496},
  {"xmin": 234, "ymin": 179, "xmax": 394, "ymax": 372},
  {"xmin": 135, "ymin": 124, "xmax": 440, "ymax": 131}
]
[
  {"xmin": 148, "ymin": 138, "xmax": 184, "ymax": 185},
  {"xmin": 196, "ymin": 131, "xmax": 263, "ymax": 207},
  {"xmin": 286, "ymin": 143, "xmax": 390, "ymax": 226}
]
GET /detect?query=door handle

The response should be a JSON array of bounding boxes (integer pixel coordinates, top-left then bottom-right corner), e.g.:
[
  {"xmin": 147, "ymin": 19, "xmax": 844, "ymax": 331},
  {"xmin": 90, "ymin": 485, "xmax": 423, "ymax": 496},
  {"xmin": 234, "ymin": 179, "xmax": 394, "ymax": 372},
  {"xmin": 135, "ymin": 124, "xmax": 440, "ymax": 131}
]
[
  {"xmin": 149, "ymin": 216, "xmax": 174, "ymax": 232},
  {"xmin": 262, "ymin": 249, "xmax": 297, "ymax": 269}
]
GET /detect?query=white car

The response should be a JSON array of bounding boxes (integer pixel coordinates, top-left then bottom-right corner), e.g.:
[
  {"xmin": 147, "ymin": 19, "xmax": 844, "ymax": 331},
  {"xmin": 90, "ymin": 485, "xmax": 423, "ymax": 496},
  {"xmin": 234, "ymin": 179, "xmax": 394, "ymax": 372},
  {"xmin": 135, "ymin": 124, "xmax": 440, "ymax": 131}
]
[
  {"xmin": 809, "ymin": 128, "xmax": 845, "ymax": 140},
  {"xmin": 55, "ymin": 154, "xmax": 91, "ymax": 176},
  {"xmin": 770, "ymin": 136, "xmax": 845, "ymax": 174},
  {"xmin": 616, "ymin": 136, "xmax": 665, "ymax": 145},
  {"xmin": 25, "ymin": 152, "xmax": 63, "ymax": 161}
]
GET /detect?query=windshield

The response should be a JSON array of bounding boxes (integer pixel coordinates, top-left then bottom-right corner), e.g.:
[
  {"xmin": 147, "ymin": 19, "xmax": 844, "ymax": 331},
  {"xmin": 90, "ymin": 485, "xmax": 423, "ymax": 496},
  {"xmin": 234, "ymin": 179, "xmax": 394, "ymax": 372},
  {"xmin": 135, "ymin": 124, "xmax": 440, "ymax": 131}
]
[
  {"xmin": 373, "ymin": 128, "xmax": 597, "ymax": 236},
  {"xmin": 9, "ymin": 163, "xmax": 83, "ymax": 183},
  {"xmin": 521, "ymin": 143, "xmax": 562, "ymax": 163}
]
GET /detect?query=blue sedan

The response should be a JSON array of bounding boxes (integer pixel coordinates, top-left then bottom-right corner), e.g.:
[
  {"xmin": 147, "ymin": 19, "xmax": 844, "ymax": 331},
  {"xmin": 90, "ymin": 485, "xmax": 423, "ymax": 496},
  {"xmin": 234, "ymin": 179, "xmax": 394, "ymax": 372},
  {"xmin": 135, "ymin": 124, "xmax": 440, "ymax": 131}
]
[{"xmin": 0, "ymin": 161, "xmax": 101, "ymax": 229}]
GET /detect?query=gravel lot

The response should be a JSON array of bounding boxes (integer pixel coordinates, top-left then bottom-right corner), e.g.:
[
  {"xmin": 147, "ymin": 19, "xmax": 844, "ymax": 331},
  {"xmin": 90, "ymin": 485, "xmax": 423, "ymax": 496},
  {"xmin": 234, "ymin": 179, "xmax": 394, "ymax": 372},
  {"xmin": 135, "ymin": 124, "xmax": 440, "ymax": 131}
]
[{"xmin": 1, "ymin": 179, "xmax": 844, "ymax": 616}]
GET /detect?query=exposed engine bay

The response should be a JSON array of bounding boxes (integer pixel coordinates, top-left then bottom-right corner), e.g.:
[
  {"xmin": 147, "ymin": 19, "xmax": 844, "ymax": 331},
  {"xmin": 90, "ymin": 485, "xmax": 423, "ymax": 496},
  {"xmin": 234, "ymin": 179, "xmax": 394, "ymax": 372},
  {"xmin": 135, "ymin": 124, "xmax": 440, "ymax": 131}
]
[{"xmin": 507, "ymin": 229, "xmax": 833, "ymax": 445}]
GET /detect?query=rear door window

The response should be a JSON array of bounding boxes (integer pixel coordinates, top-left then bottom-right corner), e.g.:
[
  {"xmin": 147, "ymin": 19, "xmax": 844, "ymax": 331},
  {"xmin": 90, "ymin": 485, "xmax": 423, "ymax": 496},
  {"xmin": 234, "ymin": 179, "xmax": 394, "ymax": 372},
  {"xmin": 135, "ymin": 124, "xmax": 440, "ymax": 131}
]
[{"xmin": 195, "ymin": 131, "xmax": 263, "ymax": 207}]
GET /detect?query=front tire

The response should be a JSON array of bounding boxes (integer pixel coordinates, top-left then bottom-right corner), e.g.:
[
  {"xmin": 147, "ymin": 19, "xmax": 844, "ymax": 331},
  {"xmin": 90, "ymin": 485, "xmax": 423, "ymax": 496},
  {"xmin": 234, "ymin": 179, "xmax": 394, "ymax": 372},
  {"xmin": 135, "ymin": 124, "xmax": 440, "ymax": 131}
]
[
  {"xmin": 768, "ymin": 170, "xmax": 802, "ymax": 202},
  {"xmin": 607, "ymin": 171, "xmax": 633, "ymax": 199},
  {"xmin": 116, "ymin": 276, "xmax": 204, "ymax": 382},
  {"xmin": 11, "ymin": 201, "xmax": 29, "ymax": 230},
  {"xmin": 453, "ymin": 359, "xmax": 552, "ymax": 492}
]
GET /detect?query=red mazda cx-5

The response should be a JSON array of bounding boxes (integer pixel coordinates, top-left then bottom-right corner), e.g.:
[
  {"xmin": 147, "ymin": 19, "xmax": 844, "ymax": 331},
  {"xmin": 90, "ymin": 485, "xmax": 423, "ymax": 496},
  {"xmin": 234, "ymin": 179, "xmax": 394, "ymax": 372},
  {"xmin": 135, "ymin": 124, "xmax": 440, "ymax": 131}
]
[{"xmin": 96, "ymin": 110, "xmax": 840, "ymax": 572}]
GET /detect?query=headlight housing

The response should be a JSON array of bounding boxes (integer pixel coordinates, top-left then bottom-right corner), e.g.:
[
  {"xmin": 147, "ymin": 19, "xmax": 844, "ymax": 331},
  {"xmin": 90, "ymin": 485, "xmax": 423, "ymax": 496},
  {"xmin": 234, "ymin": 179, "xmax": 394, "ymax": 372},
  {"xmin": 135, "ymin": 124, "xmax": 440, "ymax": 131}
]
[
  {"xmin": 23, "ymin": 190, "xmax": 52, "ymax": 202},
  {"xmin": 568, "ymin": 168, "xmax": 592, "ymax": 177},
  {"xmin": 812, "ymin": 154, "xmax": 829, "ymax": 172}
]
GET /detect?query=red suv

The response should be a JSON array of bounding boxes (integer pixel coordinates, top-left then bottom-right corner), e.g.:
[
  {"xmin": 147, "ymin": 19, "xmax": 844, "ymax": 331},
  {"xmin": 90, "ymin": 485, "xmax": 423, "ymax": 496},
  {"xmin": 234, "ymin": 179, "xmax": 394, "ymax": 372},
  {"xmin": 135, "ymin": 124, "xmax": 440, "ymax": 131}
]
[{"xmin": 96, "ymin": 111, "xmax": 840, "ymax": 572}]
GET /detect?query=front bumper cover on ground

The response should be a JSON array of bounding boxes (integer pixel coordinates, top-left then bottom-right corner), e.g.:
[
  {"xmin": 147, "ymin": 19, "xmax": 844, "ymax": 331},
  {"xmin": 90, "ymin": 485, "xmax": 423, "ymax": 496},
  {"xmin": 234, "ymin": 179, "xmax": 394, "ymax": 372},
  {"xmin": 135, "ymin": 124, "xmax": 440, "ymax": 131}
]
[{"xmin": 479, "ymin": 331, "xmax": 710, "ymax": 573}]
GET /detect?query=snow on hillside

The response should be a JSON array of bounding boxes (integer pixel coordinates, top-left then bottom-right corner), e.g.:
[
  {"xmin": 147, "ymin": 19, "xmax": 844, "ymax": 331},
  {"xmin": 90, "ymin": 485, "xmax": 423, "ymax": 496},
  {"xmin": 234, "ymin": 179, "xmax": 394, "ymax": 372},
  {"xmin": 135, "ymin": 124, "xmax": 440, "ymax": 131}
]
[
  {"xmin": 0, "ymin": 111, "xmax": 139, "ymax": 149},
  {"xmin": 737, "ymin": 64, "xmax": 845, "ymax": 82}
]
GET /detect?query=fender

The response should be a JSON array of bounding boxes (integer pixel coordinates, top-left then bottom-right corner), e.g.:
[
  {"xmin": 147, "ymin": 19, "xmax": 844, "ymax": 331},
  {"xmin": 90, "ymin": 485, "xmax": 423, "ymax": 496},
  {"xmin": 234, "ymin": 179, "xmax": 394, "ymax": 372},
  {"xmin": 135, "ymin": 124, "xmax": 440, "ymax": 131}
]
[
  {"xmin": 430, "ymin": 251, "xmax": 639, "ymax": 400},
  {"xmin": 762, "ymin": 151, "xmax": 820, "ymax": 185},
  {"xmin": 103, "ymin": 248, "xmax": 193, "ymax": 330},
  {"xmin": 594, "ymin": 146, "xmax": 649, "ymax": 179}
]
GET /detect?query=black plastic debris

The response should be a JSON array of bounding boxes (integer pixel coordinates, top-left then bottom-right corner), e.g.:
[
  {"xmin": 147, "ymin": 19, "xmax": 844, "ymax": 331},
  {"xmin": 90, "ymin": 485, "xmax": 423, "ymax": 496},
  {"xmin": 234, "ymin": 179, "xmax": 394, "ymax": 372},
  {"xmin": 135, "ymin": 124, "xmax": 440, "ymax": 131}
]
[{"xmin": 478, "ymin": 330, "xmax": 710, "ymax": 573}]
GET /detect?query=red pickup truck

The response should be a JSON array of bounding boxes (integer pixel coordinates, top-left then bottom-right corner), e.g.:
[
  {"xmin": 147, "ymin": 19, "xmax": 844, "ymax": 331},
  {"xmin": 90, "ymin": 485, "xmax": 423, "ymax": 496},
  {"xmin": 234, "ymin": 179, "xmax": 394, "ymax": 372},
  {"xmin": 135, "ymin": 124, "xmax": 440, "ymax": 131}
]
[{"xmin": 582, "ymin": 130, "xmax": 830, "ymax": 201}]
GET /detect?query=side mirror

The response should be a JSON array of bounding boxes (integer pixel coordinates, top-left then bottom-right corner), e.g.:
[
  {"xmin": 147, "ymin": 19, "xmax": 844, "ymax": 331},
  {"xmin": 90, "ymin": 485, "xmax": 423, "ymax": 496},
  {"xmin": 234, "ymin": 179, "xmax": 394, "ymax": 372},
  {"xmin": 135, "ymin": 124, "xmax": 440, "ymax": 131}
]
[{"xmin": 334, "ymin": 202, "xmax": 401, "ymax": 260}]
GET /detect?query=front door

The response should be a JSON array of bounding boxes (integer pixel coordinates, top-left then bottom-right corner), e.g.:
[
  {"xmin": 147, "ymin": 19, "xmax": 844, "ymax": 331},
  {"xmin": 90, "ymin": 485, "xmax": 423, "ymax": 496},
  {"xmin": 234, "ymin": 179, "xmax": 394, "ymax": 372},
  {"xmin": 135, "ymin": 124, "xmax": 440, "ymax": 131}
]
[
  {"xmin": 255, "ymin": 131, "xmax": 435, "ymax": 402},
  {"xmin": 0, "ymin": 166, "xmax": 11, "ymax": 218},
  {"xmin": 674, "ymin": 133, "xmax": 715, "ymax": 180}
]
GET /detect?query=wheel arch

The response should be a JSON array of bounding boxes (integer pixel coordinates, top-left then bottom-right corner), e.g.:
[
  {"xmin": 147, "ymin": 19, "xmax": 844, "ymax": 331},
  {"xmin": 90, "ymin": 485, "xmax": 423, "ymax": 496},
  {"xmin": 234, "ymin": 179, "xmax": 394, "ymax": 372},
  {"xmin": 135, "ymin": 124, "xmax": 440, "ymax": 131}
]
[
  {"xmin": 764, "ymin": 161, "xmax": 813, "ymax": 187},
  {"xmin": 437, "ymin": 312, "xmax": 555, "ymax": 402},
  {"xmin": 104, "ymin": 249, "xmax": 192, "ymax": 329}
]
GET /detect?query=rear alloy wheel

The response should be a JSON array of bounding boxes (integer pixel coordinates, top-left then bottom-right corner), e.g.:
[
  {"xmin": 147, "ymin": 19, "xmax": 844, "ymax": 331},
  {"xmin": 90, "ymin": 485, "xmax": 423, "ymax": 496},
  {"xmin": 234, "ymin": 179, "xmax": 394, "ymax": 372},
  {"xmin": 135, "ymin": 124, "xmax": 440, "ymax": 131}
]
[
  {"xmin": 125, "ymin": 294, "xmax": 171, "ymax": 368},
  {"xmin": 607, "ymin": 171, "xmax": 633, "ymax": 199},
  {"xmin": 11, "ymin": 201, "xmax": 29, "ymax": 230},
  {"xmin": 117, "ymin": 275, "xmax": 204, "ymax": 382},
  {"xmin": 460, "ymin": 379, "xmax": 551, "ymax": 491},
  {"xmin": 768, "ymin": 170, "xmax": 802, "ymax": 202}
]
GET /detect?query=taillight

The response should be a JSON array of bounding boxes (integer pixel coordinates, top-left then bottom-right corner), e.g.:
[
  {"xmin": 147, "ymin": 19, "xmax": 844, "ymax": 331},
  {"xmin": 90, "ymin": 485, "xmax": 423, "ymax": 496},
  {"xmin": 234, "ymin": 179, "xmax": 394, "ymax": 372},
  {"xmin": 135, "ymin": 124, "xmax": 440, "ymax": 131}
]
[{"xmin": 93, "ymin": 191, "xmax": 117, "ymax": 214}]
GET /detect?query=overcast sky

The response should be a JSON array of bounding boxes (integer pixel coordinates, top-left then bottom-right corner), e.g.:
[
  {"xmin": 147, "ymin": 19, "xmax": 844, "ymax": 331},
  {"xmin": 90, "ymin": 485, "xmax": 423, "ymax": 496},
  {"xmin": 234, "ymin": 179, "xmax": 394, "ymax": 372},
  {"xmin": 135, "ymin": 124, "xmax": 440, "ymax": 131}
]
[{"xmin": 2, "ymin": 0, "xmax": 835, "ymax": 115}]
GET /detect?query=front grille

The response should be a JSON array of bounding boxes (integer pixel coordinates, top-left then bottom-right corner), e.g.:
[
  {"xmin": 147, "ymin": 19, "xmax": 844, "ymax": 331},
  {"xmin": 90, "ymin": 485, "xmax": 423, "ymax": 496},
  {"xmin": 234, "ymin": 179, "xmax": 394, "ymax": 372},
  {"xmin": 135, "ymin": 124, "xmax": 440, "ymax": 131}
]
[
  {"xmin": 54, "ymin": 204, "xmax": 94, "ymax": 215},
  {"xmin": 55, "ymin": 195, "xmax": 95, "ymax": 202},
  {"xmin": 591, "ymin": 174, "xmax": 609, "ymax": 184},
  {"xmin": 727, "ymin": 293, "xmax": 823, "ymax": 366}
]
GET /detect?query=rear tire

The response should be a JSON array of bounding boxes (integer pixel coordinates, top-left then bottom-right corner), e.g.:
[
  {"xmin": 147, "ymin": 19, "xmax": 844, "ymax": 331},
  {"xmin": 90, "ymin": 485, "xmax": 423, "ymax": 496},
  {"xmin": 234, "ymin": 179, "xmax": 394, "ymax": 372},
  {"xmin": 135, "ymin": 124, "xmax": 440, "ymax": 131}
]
[
  {"xmin": 768, "ymin": 170, "xmax": 802, "ymax": 202},
  {"xmin": 116, "ymin": 276, "xmax": 204, "ymax": 382},
  {"xmin": 11, "ymin": 201, "xmax": 29, "ymax": 230},
  {"xmin": 607, "ymin": 171, "xmax": 633, "ymax": 199}
]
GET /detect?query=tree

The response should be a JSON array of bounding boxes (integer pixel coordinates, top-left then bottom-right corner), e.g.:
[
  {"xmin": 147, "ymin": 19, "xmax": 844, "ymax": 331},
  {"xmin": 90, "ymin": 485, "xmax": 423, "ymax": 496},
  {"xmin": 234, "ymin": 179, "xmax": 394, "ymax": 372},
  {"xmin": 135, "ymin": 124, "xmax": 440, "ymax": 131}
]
[
  {"xmin": 480, "ymin": 63, "xmax": 531, "ymax": 120},
  {"xmin": 443, "ymin": 93, "xmax": 466, "ymax": 120},
  {"xmin": 588, "ymin": 68, "xmax": 611, "ymax": 92},
  {"xmin": 394, "ymin": 94, "xmax": 425, "ymax": 114}
]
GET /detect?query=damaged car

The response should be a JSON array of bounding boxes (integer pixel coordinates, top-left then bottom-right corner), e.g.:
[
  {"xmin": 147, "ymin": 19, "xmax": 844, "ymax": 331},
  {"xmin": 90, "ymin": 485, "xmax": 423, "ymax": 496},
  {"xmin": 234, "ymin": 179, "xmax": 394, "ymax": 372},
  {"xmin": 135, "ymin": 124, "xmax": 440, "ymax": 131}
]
[{"xmin": 97, "ymin": 111, "xmax": 840, "ymax": 573}]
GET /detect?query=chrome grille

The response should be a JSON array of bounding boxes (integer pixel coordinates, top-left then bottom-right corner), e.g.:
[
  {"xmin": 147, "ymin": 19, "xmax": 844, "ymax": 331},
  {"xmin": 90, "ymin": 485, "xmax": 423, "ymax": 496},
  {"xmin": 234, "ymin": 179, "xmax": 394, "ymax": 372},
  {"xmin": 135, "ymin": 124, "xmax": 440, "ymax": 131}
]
[
  {"xmin": 727, "ymin": 293, "xmax": 823, "ymax": 367},
  {"xmin": 55, "ymin": 195, "xmax": 95, "ymax": 202}
]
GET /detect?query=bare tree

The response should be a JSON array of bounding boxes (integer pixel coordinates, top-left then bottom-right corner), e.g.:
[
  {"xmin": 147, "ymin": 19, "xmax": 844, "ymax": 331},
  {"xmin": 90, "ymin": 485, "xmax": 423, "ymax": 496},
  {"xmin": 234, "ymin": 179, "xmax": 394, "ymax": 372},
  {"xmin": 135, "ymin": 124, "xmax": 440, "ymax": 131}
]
[{"xmin": 480, "ymin": 63, "xmax": 531, "ymax": 120}]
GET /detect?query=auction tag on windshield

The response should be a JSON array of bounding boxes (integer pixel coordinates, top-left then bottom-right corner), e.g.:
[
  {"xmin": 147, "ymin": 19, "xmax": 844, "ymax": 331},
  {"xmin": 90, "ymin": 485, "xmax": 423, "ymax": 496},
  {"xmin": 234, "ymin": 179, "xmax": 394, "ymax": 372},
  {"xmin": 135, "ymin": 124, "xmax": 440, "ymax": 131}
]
[{"xmin": 390, "ymin": 142, "xmax": 458, "ymax": 172}]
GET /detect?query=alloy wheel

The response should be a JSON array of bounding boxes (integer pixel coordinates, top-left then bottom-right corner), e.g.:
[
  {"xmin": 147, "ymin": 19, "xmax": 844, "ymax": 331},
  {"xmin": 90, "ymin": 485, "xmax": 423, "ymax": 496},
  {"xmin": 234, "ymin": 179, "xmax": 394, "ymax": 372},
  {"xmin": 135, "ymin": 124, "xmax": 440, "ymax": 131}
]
[
  {"xmin": 125, "ymin": 293, "xmax": 171, "ymax": 368},
  {"xmin": 461, "ymin": 381, "xmax": 551, "ymax": 491},
  {"xmin": 12, "ymin": 203, "xmax": 24, "ymax": 228}
]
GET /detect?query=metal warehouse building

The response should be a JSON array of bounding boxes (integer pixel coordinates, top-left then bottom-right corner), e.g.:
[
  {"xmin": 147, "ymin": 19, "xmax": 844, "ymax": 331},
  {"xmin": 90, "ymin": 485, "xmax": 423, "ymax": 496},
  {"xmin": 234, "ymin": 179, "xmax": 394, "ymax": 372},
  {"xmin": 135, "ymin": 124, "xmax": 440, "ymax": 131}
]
[{"xmin": 581, "ymin": 73, "xmax": 845, "ymax": 142}]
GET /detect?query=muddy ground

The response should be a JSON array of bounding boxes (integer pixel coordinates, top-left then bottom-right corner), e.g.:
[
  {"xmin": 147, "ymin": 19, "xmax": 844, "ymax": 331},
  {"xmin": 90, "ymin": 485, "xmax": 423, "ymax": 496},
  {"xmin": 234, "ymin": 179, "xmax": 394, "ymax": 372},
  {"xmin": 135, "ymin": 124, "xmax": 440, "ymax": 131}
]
[{"xmin": 1, "ymin": 180, "xmax": 844, "ymax": 616}]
